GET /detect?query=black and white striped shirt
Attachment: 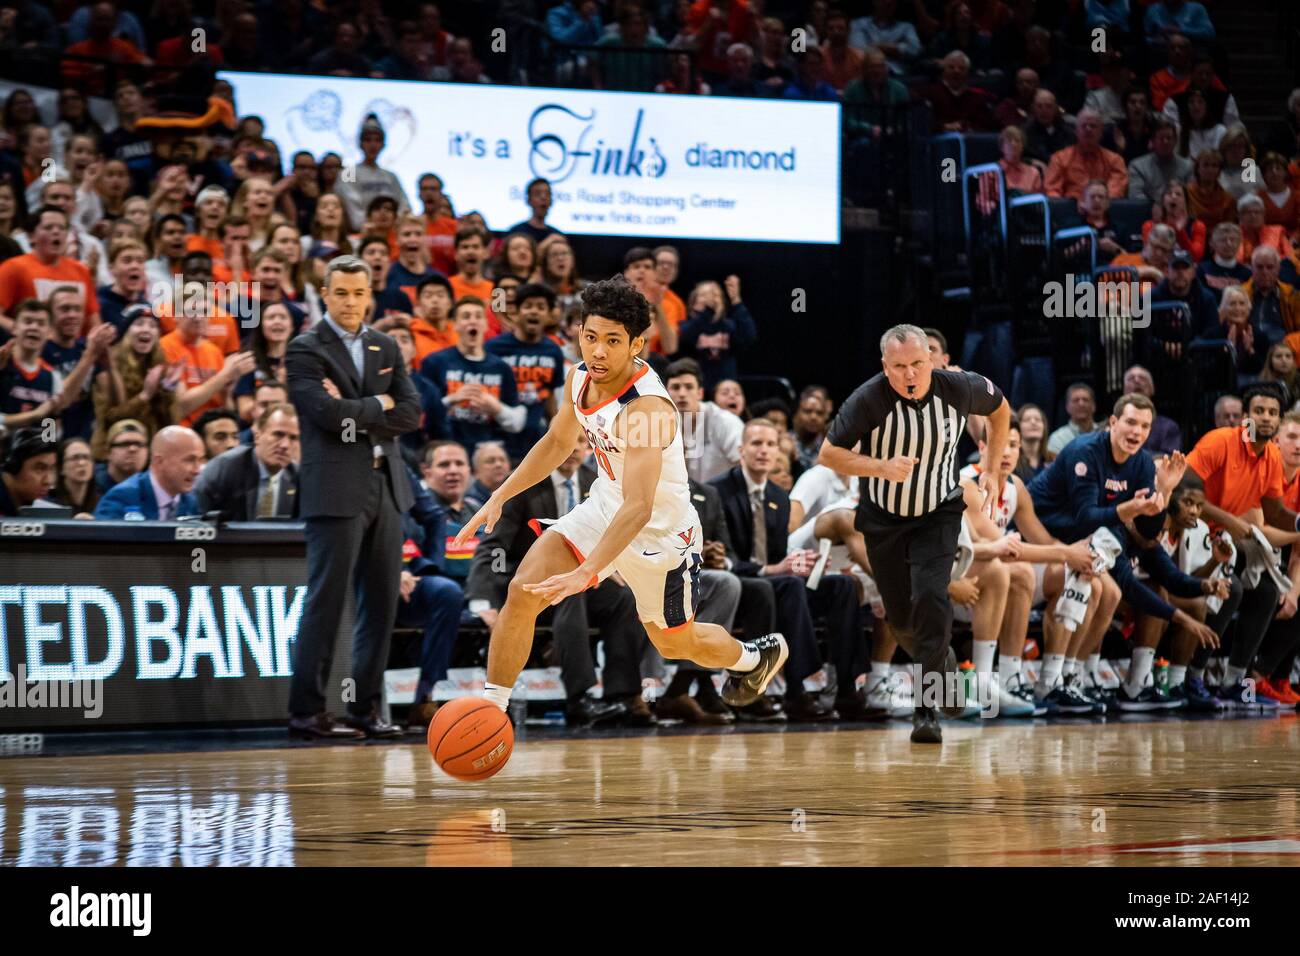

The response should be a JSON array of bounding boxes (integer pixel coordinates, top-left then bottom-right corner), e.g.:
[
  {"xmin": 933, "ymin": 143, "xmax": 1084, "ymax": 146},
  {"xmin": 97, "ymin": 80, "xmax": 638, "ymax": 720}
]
[{"xmin": 824, "ymin": 369, "xmax": 1004, "ymax": 519}]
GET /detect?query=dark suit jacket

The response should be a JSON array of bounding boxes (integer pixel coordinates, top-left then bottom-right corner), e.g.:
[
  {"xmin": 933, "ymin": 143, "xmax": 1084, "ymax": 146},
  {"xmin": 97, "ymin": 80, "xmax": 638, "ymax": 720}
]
[
  {"xmin": 709, "ymin": 465, "xmax": 790, "ymax": 577},
  {"xmin": 286, "ymin": 317, "xmax": 421, "ymax": 518},
  {"xmin": 92, "ymin": 470, "xmax": 199, "ymax": 520},
  {"xmin": 688, "ymin": 478, "xmax": 738, "ymax": 567},
  {"xmin": 193, "ymin": 445, "xmax": 299, "ymax": 521},
  {"xmin": 465, "ymin": 462, "xmax": 597, "ymax": 606}
]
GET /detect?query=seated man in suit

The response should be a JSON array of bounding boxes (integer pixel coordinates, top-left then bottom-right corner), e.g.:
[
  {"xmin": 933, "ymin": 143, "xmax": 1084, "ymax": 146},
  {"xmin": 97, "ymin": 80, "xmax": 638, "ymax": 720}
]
[
  {"xmin": 194, "ymin": 403, "xmax": 301, "ymax": 521},
  {"xmin": 397, "ymin": 465, "xmax": 467, "ymax": 728},
  {"xmin": 94, "ymin": 425, "xmax": 204, "ymax": 520},
  {"xmin": 710, "ymin": 418, "xmax": 865, "ymax": 720},
  {"xmin": 653, "ymin": 478, "xmax": 756, "ymax": 725},
  {"xmin": 464, "ymin": 432, "xmax": 651, "ymax": 726}
]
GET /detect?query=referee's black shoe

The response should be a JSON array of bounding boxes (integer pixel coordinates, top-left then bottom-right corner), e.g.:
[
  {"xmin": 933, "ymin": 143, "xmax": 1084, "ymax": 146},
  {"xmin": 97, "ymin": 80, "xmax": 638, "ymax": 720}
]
[
  {"xmin": 722, "ymin": 633, "xmax": 789, "ymax": 707},
  {"xmin": 910, "ymin": 706, "xmax": 942, "ymax": 743}
]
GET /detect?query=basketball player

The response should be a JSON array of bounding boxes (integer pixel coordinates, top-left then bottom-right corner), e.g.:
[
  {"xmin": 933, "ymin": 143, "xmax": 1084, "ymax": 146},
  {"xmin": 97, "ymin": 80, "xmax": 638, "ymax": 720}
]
[{"xmin": 454, "ymin": 276, "xmax": 787, "ymax": 723}]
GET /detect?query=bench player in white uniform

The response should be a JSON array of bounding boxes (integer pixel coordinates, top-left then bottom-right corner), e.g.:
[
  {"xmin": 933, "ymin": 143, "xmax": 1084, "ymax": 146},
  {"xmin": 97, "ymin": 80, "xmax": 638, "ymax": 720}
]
[
  {"xmin": 455, "ymin": 277, "xmax": 788, "ymax": 738},
  {"xmin": 956, "ymin": 420, "xmax": 1100, "ymax": 714}
]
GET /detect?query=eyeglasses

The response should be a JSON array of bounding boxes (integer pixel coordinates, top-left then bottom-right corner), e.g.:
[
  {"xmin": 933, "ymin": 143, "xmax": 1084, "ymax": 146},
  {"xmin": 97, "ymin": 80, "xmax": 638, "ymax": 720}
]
[{"xmin": 111, "ymin": 439, "xmax": 146, "ymax": 450}]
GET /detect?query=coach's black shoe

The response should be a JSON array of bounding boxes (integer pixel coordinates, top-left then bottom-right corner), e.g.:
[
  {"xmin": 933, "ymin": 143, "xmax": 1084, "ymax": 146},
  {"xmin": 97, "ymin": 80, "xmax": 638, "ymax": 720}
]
[
  {"xmin": 288, "ymin": 712, "xmax": 365, "ymax": 740},
  {"xmin": 341, "ymin": 711, "xmax": 404, "ymax": 739},
  {"xmin": 785, "ymin": 691, "xmax": 838, "ymax": 722},
  {"xmin": 565, "ymin": 694, "xmax": 627, "ymax": 726},
  {"xmin": 834, "ymin": 689, "xmax": 873, "ymax": 720},
  {"xmin": 620, "ymin": 695, "xmax": 659, "ymax": 727},
  {"xmin": 735, "ymin": 697, "xmax": 787, "ymax": 722},
  {"xmin": 693, "ymin": 684, "xmax": 736, "ymax": 722},
  {"xmin": 722, "ymin": 633, "xmax": 789, "ymax": 707},
  {"xmin": 910, "ymin": 706, "xmax": 943, "ymax": 744}
]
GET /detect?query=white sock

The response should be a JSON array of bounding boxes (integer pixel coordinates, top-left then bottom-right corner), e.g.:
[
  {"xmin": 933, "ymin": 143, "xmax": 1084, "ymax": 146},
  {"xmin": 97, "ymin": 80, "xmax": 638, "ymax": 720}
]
[
  {"xmin": 732, "ymin": 643, "xmax": 761, "ymax": 672},
  {"xmin": 483, "ymin": 682, "xmax": 511, "ymax": 712},
  {"xmin": 1224, "ymin": 663, "xmax": 1246, "ymax": 687},
  {"xmin": 1126, "ymin": 647, "xmax": 1156, "ymax": 695},
  {"xmin": 1087, "ymin": 653, "xmax": 1102, "ymax": 682},
  {"xmin": 1169, "ymin": 664, "xmax": 1187, "ymax": 688},
  {"xmin": 1063, "ymin": 657, "xmax": 1079, "ymax": 677},
  {"xmin": 972, "ymin": 639, "xmax": 997, "ymax": 675},
  {"xmin": 1038, "ymin": 653, "xmax": 1064, "ymax": 693},
  {"xmin": 998, "ymin": 655, "xmax": 1021, "ymax": 685}
]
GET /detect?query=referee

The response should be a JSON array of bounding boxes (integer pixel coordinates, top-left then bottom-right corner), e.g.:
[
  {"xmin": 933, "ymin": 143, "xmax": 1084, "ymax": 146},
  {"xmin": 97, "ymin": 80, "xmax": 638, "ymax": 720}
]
[{"xmin": 819, "ymin": 324, "xmax": 1010, "ymax": 743}]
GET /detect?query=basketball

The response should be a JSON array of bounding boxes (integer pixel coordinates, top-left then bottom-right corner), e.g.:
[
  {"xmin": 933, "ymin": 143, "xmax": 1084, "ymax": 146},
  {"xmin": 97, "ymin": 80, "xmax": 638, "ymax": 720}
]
[{"xmin": 427, "ymin": 697, "xmax": 514, "ymax": 781}]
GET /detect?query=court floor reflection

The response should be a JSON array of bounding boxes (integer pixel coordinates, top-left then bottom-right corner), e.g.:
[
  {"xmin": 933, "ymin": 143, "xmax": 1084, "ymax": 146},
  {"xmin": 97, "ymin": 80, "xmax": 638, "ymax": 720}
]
[{"xmin": 2, "ymin": 717, "xmax": 1297, "ymax": 866}]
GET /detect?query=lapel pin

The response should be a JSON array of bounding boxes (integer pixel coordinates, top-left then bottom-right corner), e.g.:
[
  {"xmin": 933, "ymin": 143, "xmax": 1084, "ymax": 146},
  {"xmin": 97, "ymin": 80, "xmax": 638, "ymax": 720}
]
[
  {"xmin": 368, "ymin": 345, "xmax": 381, "ymax": 351},
  {"xmin": 767, "ymin": 501, "xmax": 778, "ymax": 510}
]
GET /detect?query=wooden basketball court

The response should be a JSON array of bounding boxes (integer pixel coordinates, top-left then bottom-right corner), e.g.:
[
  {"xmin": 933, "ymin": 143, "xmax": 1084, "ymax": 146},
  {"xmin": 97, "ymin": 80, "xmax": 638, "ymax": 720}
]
[{"xmin": 3, "ymin": 716, "xmax": 1298, "ymax": 866}]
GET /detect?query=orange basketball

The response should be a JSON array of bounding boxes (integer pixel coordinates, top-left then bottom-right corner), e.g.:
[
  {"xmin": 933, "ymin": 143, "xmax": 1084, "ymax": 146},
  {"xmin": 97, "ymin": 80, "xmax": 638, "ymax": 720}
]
[{"xmin": 427, "ymin": 697, "xmax": 514, "ymax": 781}]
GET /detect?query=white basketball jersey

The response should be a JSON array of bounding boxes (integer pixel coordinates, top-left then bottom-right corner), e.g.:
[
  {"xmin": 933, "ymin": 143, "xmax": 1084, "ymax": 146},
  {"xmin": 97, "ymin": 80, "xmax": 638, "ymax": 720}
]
[
  {"xmin": 959, "ymin": 463, "xmax": 1018, "ymax": 533},
  {"xmin": 571, "ymin": 359, "xmax": 694, "ymax": 534}
]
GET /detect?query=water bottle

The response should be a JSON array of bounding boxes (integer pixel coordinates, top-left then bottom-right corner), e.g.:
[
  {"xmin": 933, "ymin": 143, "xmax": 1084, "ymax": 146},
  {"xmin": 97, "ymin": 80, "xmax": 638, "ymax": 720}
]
[
  {"xmin": 1153, "ymin": 657, "xmax": 1170, "ymax": 693},
  {"xmin": 509, "ymin": 677, "xmax": 527, "ymax": 741}
]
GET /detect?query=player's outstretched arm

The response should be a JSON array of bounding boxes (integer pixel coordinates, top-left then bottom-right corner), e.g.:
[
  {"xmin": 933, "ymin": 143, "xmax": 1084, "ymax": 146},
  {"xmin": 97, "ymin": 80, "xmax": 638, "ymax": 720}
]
[{"xmin": 453, "ymin": 366, "xmax": 585, "ymax": 547}]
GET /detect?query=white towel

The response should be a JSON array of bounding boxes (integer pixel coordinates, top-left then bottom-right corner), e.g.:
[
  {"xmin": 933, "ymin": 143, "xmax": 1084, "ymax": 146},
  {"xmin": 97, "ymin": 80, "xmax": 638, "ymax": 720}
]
[
  {"xmin": 1054, "ymin": 526, "xmax": 1125, "ymax": 632},
  {"xmin": 951, "ymin": 518, "xmax": 975, "ymax": 581},
  {"xmin": 1238, "ymin": 525, "xmax": 1293, "ymax": 593}
]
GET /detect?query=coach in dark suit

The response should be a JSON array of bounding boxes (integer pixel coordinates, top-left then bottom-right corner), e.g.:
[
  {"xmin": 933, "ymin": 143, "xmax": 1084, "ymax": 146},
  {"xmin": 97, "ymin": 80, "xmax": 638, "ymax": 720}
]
[
  {"xmin": 286, "ymin": 255, "xmax": 422, "ymax": 739},
  {"xmin": 193, "ymin": 404, "xmax": 300, "ymax": 521},
  {"xmin": 464, "ymin": 440, "xmax": 647, "ymax": 726},
  {"xmin": 711, "ymin": 419, "xmax": 867, "ymax": 720}
]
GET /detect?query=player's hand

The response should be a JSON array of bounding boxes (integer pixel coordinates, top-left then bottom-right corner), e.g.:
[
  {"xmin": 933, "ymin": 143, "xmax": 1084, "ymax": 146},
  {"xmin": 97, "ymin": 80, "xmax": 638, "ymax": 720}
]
[
  {"xmin": 453, "ymin": 498, "xmax": 502, "ymax": 548},
  {"xmin": 1126, "ymin": 488, "xmax": 1165, "ymax": 518},
  {"xmin": 1064, "ymin": 540, "xmax": 1094, "ymax": 574},
  {"xmin": 322, "ymin": 378, "xmax": 341, "ymax": 399},
  {"xmin": 977, "ymin": 469, "xmax": 1004, "ymax": 515},
  {"xmin": 948, "ymin": 577, "xmax": 980, "ymax": 605},
  {"xmin": 1189, "ymin": 619, "xmax": 1220, "ymax": 649},
  {"xmin": 1203, "ymin": 577, "xmax": 1231, "ymax": 601},
  {"xmin": 1155, "ymin": 451, "xmax": 1187, "ymax": 496},
  {"xmin": 878, "ymin": 456, "xmax": 918, "ymax": 482},
  {"xmin": 1211, "ymin": 534, "xmax": 1234, "ymax": 564},
  {"xmin": 994, "ymin": 533, "xmax": 1022, "ymax": 560},
  {"xmin": 523, "ymin": 567, "xmax": 597, "ymax": 606},
  {"xmin": 1278, "ymin": 591, "xmax": 1299, "ymax": 620},
  {"xmin": 399, "ymin": 570, "xmax": 418, "ymax": 601},
  {"xmin": 703, "ymin": 540, "xmax": 727, "ymax": 569}
]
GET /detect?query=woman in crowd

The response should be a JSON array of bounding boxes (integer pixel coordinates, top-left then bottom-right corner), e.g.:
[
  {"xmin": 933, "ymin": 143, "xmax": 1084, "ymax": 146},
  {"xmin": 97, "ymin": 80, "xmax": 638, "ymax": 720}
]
[
  {"xmin": 1, "ymin": 88, "xmax": 39, "ymax": 148},
  {"xmin": 1219, "ymin": 126, "xmax": 1258, "ymax": 200},
  {"xmin": 997, "ymin": 124, "xmax": 1044, "ymax": 194},
  {"xmin": 1175, "ymin": 89, "xmax": 1226, "ymax": 160},
  {"xmin": 122, "ymin": 195, "xmax": 152, "ymax": 247},
  {"xmin": 268, "ymin": 222, "xmax": 323, "ymax": 327},
  {"xmin": 1187, "ymin": 148, "xmax": 1236, "ymax": 232},
  {"xmin": 1259, "ymin": 151, "xmax": 1300, "ymax": 238},
  {"xmin": 234, "ymin": 301, "xmax": 295, "ymax": 422},
  {"xmin": 537, "ymin": 235, "xmax": 587, "ymax": 315},
  {"xmin": 1142, "ymin": 181, "xmax": 1206, "ymax": 261},
  {"xmin": 232, "ymin": 175, "xmax": 278, "ymax": 252},
  {"xmin": 1015, "ymin": 404, "xmax": 1048, "ymax": 481},
  {"xmin": 89, "ymin": 157, "xmax": 133, "ymax": 234},
  {"xmin": 493, "ymin": 231, "xmax": 538, "ymax": 282},
  {"xmin": 0, "ymin": 180, "xmax": 23, "ymax": 263},
  {"xmin": 713, "ymin": 379, "xmax": 748, "ymax": 420},
  {"xmin": 187, "ymin": 185, "xmax": 230, "ymax": 262},
  {"xmin": 1259, "ymin": 342, "xmax": 1300, "ymax": 407},
  {"xmin": 51, "ymin": 88, "xmax": 103, "ymax": 165},
  {"xmin": 51, "ymin": 437, "xmax": 101, "ymax": 515},
  {"xmin": 303, "ymin": 192, "xmax": 354, "ymax": 257},
  {"xmin": 90, "ymin": 307, "xmax": 178, "ymax": 458}
]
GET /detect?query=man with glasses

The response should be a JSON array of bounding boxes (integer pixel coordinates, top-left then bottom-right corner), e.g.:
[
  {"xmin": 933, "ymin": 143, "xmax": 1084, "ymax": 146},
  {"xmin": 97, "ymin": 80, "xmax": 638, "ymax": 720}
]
[{"xmin": 95, "ymin": 419, "xmax": 148, "ymax": 492}]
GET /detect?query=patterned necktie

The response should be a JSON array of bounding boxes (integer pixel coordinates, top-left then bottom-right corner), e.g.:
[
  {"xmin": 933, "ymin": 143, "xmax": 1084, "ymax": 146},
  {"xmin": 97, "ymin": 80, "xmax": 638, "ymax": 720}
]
[
  {"xmin": 563, "ymin": 478, "xmax": 577, "ymax": 515},
  {"xmin": 257, "ymin": 474, "xmax": 278, "ymax": 518},
  {"xmin": 750, "ymin": 489, "xmax": 767, "ymax": 564}
]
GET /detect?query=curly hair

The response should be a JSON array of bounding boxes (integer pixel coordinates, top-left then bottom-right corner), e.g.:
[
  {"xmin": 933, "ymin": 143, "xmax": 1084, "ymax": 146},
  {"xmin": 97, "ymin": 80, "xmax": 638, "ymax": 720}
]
[{"xmin": 579, "ymin": 275, "xmax": 651, "ymax": 340}]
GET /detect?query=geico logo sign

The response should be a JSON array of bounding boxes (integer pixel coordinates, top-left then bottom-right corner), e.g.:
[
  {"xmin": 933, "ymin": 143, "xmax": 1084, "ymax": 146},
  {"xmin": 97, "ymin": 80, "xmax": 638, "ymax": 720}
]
[
  {"xmin": 1, "ymin": 521, "xmax": 44, "ymax": 536},
  {"xmin": 174, "ymin": 525, "xmax": 216, "ymax": 541}
]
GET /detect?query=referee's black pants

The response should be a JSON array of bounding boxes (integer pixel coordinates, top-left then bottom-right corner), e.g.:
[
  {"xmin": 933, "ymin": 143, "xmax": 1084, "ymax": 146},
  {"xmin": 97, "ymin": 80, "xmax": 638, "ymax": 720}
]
[{"xmin": 857, "ymin": 497, "xmax": 964, "ymax": 692}]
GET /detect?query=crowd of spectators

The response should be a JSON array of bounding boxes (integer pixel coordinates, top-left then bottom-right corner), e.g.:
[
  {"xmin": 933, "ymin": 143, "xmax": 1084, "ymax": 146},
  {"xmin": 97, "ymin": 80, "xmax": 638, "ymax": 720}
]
[{"xmin": 3, "ymin": 0, "xmax": 1300, "ymax": 728}]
